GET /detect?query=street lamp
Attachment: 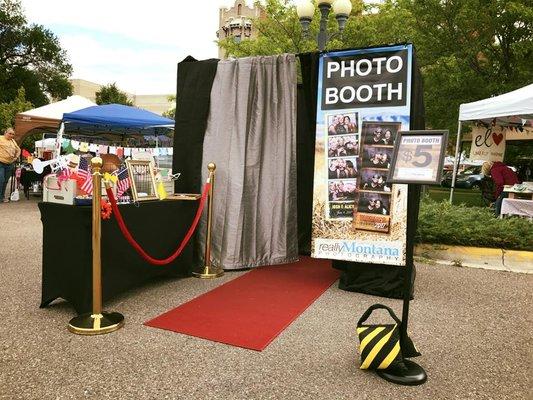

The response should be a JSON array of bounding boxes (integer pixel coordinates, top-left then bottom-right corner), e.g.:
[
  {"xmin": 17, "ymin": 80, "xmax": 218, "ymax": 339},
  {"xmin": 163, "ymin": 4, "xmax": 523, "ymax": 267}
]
[{"xmin": 296, "ymin": 0, "xmax": 353, "ymax": 51}]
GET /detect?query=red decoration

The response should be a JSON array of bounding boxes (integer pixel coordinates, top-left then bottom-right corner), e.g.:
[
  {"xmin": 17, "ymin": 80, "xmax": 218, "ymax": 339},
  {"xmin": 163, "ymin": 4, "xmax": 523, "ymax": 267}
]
[
  {"xmin": 101, "ymin": 199, "xmax": 112, "ymax": 220},
  {"xmin": 492, "ymin": 132, "xmax": 504, "ymax": 145}
]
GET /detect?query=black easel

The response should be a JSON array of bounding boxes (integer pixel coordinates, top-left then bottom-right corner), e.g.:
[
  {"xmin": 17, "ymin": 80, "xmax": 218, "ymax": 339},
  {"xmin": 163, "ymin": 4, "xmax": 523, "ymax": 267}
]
[{"xmin": 377, "ymin": 184, "xmax": 427, "ymax": 385}]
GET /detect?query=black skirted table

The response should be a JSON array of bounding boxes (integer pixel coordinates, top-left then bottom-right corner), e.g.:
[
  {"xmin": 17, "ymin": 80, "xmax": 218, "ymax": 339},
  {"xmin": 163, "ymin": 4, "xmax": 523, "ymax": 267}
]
[{"xmin": 39, "ymin": 200, "xmax": 199, "ymax": 314}]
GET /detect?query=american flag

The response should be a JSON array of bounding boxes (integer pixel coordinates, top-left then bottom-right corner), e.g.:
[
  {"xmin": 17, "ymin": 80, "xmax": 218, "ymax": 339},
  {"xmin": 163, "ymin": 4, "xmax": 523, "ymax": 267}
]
[
  {"xmin": 77, "ymin": 157, "xmax": 93, "ymax": 194},
  {"xmin": 117, "ymin": 167, "xmax": 130, "ymax": 196}
]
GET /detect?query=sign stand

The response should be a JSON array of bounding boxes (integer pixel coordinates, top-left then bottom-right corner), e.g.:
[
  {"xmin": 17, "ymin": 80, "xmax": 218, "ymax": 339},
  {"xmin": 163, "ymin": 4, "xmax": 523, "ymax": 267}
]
[
  {"xmin": 377, "ymin": 130, "xmax": 448, "ymax": 385},
  {"xmin": 376, "ymin": 184, "xmax": 427, "ymax": 385}
]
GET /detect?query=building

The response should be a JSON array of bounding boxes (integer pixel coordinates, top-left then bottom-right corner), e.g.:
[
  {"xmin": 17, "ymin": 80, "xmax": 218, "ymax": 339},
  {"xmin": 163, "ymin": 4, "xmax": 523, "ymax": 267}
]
[
  {"xmin": 69, "ymin": 79, "xmax": 174, "ymax": 116},
  {"xmin": 217, "ymin": 0, "xmax": 263, "ymax": 59}
]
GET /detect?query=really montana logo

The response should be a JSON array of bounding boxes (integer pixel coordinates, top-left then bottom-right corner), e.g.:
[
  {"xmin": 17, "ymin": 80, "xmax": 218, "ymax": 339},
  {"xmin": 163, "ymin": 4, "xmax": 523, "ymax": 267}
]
[{"xmin": 318, "ymin": 241, "xmax": 400, "ymax": 257}]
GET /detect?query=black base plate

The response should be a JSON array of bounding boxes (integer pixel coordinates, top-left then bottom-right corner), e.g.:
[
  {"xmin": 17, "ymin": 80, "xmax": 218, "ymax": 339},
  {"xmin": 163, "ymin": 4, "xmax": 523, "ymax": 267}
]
[{"xmin": 376, "ymin": 359, "xmax": 427, "ymax": 386}]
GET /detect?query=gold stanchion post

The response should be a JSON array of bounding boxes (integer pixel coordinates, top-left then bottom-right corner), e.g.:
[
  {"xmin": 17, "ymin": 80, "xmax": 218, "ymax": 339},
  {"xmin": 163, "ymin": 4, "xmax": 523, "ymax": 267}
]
[
  {"xmin": 68, "ymin": 157, "xmax": 125, "ymax": 335},
  {"xmin": 193, "ymin": 162, "xmax": 224, "ymax": 279}
]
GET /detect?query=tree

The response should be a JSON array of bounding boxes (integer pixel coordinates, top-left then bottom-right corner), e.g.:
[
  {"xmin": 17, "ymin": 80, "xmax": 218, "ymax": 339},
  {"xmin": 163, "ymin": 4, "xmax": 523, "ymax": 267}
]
[
  {"xmin": 0, "ymin": 87, "xmax": 32, "ymax": 131},
  {"xmin": 217, "ymin": 0, "xmax": 533, "ymax": 137},
  {"xmin": 218, "ymin": 0, "xmax": 364, "ymax": 57},
  {"xmin": 0, "ymin": 87, "xmax": 38, "ymax": 150},
  {"xmin": 401, "ymin": 0, "xmax": 533, "ymax": 133},
  {"xmin": 162, "ymin": 95, "xmax": 176, "ymax": 120},
  {"xmin": 0, "ymin": 0, "xmax": 73, "ymax": 107},
  {"xmin": 95, "ymin": 83, "xmax": 133, "ymax": 106}
]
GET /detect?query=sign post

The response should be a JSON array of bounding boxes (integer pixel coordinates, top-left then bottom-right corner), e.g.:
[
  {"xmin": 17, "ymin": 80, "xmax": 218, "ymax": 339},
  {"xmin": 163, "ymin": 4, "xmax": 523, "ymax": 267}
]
[{"xmin": 379, "ymin": 130, "xmax": 448, "ymax": 385}]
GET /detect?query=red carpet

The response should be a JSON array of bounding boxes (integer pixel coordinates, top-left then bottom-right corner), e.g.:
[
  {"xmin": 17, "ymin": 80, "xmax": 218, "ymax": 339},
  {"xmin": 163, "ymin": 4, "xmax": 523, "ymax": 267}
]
[{"xmin": 144, "ymin": 257, "xmax": 339, "ymax": 351}]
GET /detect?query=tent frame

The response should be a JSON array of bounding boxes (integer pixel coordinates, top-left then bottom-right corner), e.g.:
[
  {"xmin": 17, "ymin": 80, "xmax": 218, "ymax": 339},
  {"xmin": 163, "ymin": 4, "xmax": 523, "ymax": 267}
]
[{"xmin": 449, "ymin": 84, "xmax": 533, "ymax": 203}]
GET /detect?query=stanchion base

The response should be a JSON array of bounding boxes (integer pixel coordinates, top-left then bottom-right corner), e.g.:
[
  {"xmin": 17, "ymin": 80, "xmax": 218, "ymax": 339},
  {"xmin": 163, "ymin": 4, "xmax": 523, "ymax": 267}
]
[
  {"xmin": 192, "ymin": 266, "xmax": 224, "ymax": 279},
  {"xmin": 376, "ymin": 359, "xmax": 427, "ymax": 386},
  {"xmin": 68, "ymin": 312, "xmax": 125, "ymax": 335}
]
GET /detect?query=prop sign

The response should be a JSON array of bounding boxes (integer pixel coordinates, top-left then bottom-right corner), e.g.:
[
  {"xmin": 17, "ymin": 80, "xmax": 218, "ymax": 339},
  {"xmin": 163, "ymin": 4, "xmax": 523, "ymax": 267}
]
[
  {"xmin": 469, "ymin": 126, "xmax": 506, "ymax": 161},
  {"xmin": 311, "ymin": 44, "xmax": 414, "ymax": 266},
  {"xmin": 388, "ymin": 131, "xmax": 448, "ymax": 185}
]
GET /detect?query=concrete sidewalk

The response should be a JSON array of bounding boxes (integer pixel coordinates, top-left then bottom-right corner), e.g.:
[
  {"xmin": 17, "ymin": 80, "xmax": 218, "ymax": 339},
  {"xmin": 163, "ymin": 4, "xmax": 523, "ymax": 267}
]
[
  {"xmin": 1, "ymin": 199, "xmax": 532, "ymax": 400},
  {"xmin": 415, "ymin": 244, "xmax": 533, "ymax": 274}
]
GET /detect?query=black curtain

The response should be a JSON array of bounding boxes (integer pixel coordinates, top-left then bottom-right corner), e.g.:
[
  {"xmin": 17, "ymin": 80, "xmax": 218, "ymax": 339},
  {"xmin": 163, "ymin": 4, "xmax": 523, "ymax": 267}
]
[
  {"xmin": 333, "ymin": 47, "xmax": 426, "ymax": 299},
  {"xmin": 297, "ymin": 52, "xmax": 320, "ymax": 255},
  {"xmin": 172, "ymin": 56, "xmax": 219, "ymax": 193}
]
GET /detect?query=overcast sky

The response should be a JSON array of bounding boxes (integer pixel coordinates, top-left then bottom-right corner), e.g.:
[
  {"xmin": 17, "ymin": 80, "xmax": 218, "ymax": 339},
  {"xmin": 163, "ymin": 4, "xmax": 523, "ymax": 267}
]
[{"xmin": 20, "ymin": 0, "xmax": 256, "ymax": 95}]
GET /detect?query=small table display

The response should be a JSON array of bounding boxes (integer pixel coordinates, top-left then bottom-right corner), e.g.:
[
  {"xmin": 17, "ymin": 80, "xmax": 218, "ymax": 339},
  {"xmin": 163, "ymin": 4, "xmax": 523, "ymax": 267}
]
[
  {"xmin": 39, "ymin": 199, "xmax": 198, "ymax": 314},
  {"xmin": 503, "ymin": 182, "xmax": 533, "ymax": 200}
]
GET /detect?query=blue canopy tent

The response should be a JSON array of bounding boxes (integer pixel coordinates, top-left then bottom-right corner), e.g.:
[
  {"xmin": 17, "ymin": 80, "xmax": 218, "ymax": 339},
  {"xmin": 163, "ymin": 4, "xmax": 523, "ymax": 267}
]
[
  {"xmin": 52, "ymin": 104, "xmax": 174, "ymax": 156},
  {"xmin": 62, "ymin": 104, "xmax": 174, "ymax": 135}
]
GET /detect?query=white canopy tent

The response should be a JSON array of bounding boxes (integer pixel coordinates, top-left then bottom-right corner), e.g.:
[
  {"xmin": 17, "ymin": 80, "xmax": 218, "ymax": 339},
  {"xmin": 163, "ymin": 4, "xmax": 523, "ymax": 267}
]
[
  {"xmin": 14, "ymin": 95, "xmax": 96, "ymax": 144},
  {"xmin": 450, "ymin": 84, "xmax": 533, "ymax": 202}
]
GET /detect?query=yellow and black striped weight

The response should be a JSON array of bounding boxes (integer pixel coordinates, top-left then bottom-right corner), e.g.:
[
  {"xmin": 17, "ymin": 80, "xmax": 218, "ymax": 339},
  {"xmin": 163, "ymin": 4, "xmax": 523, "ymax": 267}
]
[
  {"xmin": 357, "ymin": 324, "xmax": 402, "ymax": 370},
  {"xmin": 356, "ymin": 304, "xmax": 406, "ymax": 371}
]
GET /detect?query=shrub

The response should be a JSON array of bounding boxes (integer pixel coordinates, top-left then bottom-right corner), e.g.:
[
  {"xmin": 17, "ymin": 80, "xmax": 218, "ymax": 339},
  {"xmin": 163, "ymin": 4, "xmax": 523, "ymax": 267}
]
[{"xmin": 416, "ymin": 197, "xmax": 533, "ymax": 251}]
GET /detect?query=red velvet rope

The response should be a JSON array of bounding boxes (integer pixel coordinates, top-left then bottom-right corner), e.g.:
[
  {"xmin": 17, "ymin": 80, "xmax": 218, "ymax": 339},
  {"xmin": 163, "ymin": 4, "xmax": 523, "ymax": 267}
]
[{"xmin": 105, "ymin": 183, "xmax": 210, "ymax": 266}]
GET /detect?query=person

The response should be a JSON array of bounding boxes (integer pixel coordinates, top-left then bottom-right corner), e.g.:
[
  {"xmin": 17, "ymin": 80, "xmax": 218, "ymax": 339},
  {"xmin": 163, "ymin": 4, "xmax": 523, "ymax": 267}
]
[
  {"xmin": 0, "ymin": 127, "xmax": 21, "ymax": 203},
  {"xmin": 345, "ymin": 140, "xmax": 358, "ymax": 156},
  {"xmin": 365, "ymin": 198, "xmax": 375, "ymax": 213},
  {"xmin": 372, "ymin": 128, "xmax": 383, "ymax": 143},
  {"xmin": 328, "ymin": 159, "xmax": 339, "ymax": 179},
  {"xmin": 328, "ymin": 116, "xmax": 340, "ymax": 135},
  {"xmin": 343, "ymin": 115, "xmax": 356, "ymax": 133},
  {"xmin": 374, "ymin": 199, "xmax": 389, "ymax": 215},
  {"xmin": 334, "ymin": 117, "xmax": 347, "ymax": 135},
  {"xmin": 364, "ymin": 174, "xmax": 384, "ymax": 190},
  {"xmin": 382, "ymin": 130, "xmax": 393, "ymax": 145},
  {"xmin": 484, "ymin": 161, "xmax": 520, "ymax": 216},
  {"xmin": 480, "ymin": 161, "xmax": 496, "ymax": 207},
  {"xmin": 345, "ymin": 160, "xmax": 357, "ymax": 178}
]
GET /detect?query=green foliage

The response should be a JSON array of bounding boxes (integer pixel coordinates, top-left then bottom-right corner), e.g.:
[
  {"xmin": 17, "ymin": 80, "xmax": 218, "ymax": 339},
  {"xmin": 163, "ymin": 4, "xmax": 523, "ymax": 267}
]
[
  {"xmin": 416, "ymin": 197, "xmax": 533, "ymax": 250},
  {"xmin": 0, "ymin": 87, "xmax": 32, "ymax": 130},
  {"xmin": 0, "ymin": 87, "xmax": 36, "ymax": 151},
  {"xmin": 218, "ymin": 0, "xmax": 533, "ymax": 139},
  {"xmin": 162, "ymin": 95, "xmax": 176, "ymax": 120},
  {"xmin": 0, "ymin": 0, "xmax": 72, "ymax": 106},
  {"xmin": 95, "ymin": 83, "xmax": 133, "ymax": 106}
]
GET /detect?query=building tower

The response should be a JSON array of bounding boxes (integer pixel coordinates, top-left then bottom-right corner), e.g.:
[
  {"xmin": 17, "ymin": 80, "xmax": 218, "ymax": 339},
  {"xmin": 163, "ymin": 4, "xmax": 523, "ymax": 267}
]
[{"xmin": 217, "ymin": 0, "xmax": 263, "ymax": 59}]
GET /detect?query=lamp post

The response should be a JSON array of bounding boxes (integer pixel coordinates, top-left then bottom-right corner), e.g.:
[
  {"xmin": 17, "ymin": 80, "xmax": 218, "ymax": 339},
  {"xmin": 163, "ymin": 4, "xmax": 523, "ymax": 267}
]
[{"xmin": 296, "ymin": 0, "xmax": 353, "ymax": 51}]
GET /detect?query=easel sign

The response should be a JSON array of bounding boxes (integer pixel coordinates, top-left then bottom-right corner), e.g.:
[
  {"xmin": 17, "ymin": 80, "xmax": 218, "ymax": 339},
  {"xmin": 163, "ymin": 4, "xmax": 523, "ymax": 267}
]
[{"xmin": 387, "ymin": 130, "xmax": 448, "ymax": 185}]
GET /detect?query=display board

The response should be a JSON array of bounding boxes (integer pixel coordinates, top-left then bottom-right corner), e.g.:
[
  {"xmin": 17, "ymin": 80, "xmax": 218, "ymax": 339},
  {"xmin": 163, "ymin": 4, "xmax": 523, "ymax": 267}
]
[
  {"xmin": 388, "ymin": 130, "xmax": 448, "ymax": 185},
  {"xmin": 469, "ymin": 125, "xmax": 506, "ymax": 162},
  {"xmin": 311, "ymin": 44, "xmax": 413, "ymax": 266}
]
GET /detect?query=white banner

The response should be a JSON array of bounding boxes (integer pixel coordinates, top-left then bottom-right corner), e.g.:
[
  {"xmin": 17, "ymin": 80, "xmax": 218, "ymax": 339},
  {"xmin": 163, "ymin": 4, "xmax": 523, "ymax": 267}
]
[{"xmin": 469, "ymin": 126, "xmax": 506, "ymax": 162}]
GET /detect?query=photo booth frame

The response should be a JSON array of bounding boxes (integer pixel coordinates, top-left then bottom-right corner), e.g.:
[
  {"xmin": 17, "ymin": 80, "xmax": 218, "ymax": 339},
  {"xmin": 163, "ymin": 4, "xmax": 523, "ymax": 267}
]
[{"xmin": 126, "ymin": 159, "xmax": 158, "ymax": 202}]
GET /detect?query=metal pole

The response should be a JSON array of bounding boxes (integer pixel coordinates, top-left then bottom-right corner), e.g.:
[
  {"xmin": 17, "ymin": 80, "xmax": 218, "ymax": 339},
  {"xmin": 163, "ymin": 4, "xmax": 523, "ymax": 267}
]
[
  {"xmin": 68, "ymin": 157, "xmax": 124, "ymax": 335},
  {"xmin": 317, "ymin": 4, "xmax": 331, "ymax": 52},
  {"xmin": 449, "ymin": 121, "xmax": 462, "ymax": 203},
  {"xmin": 193, "ymin": 162, "xmax": 224, "ymax": 279},
  {"xmin": 91, "ymin": 159, "xmax": 104, "ymax": 316}
]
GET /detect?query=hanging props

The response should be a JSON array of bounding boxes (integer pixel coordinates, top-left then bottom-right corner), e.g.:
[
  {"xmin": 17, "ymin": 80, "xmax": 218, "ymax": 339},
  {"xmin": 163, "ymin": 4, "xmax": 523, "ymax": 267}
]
[{"xmin": 32, "ymin": 155, "xmax": 69, "ymax": 174}]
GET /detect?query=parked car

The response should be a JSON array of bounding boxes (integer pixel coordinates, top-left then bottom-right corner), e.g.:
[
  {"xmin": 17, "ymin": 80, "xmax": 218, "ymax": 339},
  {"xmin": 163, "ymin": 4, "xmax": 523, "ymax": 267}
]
[{"xmin": 441, "ymin": 165, "xmax": 484, "ymax": 189}]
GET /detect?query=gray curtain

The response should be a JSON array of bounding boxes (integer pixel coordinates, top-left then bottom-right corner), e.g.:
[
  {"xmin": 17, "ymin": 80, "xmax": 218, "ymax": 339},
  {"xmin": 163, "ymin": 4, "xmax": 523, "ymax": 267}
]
[{"xmin": 199, "ymin": 54, "xmax": 298, "ymax": 270}]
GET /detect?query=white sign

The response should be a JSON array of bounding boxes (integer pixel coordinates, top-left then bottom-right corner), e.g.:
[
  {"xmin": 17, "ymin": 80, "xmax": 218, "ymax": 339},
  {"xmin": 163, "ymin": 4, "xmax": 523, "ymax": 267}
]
[{"xmin": 469, "ymin": 126, "xmax": 506, "ymax": 162}]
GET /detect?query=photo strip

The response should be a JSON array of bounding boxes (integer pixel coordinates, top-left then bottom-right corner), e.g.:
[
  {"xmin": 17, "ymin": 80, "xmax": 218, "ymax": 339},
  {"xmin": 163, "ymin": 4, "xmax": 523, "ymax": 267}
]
[
  {"xmin": 328, "ymin": 135, "xmax": 359, "ymax": 157},
  {"xmin": 359, "ymin": 169, "xmax": 392, "ymax": 192},
  {"xmin": 357, "ymin": 192, "xmax": 391, "ymax": 216},
  {"xmin": 361, "ymin": 146, "xmax": 394, "ymax": 169},
  {"xmin": 362, "ymin": 122, "xmax": 400, "ymax": 146},
  {"xmin": 328, "ymin": 157, "xmax": 358, "ymax": 179},
  {"xmin": 327, "ymin": 112, "xmax": 358, "ymax": 135},
  {"xmin": 328, "ymin": 180, "xmax": 357, "ymax": 201},
  {"xmin": 325, "ymin": 112, "xmax": 360, "ymax": 220},
  {"xmin": 354, "ymin": 120, "xmax": 400, "ymax": 233}
]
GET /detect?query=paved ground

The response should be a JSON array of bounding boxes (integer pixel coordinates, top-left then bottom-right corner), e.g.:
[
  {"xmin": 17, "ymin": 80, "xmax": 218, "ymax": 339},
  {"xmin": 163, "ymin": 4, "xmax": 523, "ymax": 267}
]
[{"xmin": 1, "ymin": 199, "xmax": 532, "ymax": 400}]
